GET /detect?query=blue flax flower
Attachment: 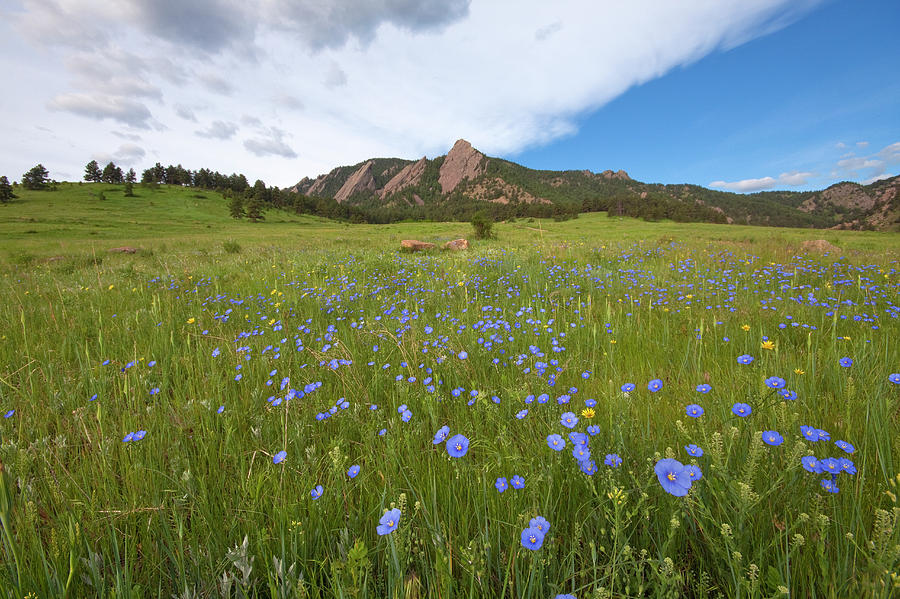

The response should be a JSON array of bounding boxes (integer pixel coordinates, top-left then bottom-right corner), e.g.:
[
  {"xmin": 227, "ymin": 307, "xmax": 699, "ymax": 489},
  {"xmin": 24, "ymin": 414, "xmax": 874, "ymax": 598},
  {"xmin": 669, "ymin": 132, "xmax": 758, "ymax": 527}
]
[
  {"xmin": 654, "ymin": 458, "xmax": 693, "ymax": 497},
  {"xmin": 511, "ymin": 475, "xmax": 525, "ymax": 489},
  {"xmin": 604, "ymin": 454, "xmax": 622, "ymax": 468},
  {"xmin": 520, "ymin": 526, "xmax": 545, "ymax": 550},
  {"xmin": 801, "ymin": 456, "xmax": 819, "ymax": 473},
  {"xmin": 446, "ymin": 434, "xmax": 469, "ymax": 457},
  {"xmin": 560, "ymin": 412, "xmax": 578, "ymax": 428},
  {"xmin": 495, "ymin": 477, "xmax": 508, "ymax": 493},
  {"xmin": 547, "ymin": 434, "xmax": 565, "ymax": 451},
  {"xmin": 432, "ymin": 425, "xmax": 450, "ymax": 444},
  {"xmin": 764, "ymin": 376, "xmax": 786, "ymax": 389},
  {"xmin": 732, "ymin": 403, "xmax": 752, "ymax": 417},
  {"xmin": 572, "ymin": 445, "xmax": 590, "ymax": 462},
  {"xmin": 347, "ymin": 465, "xmax": 360, "ymax": 478},
  {"xmin": 684, "ymin": 465, "xmax": 703, "ymax": 481},
  {"xmin": 529, "ymin": 516, "xmax": 550, "ymax": 534},
  {"xmin": 835, "ymin": 440, "xmax": 855, "ymax": 454},
  {"xmin": 685, "ymin": 444, "xmax": 703, "ymax": 457},
  {"xmin": 310, "ymin": 485, "xmax": 323, "ymax": 500},
  {"xmin": 685, "ymin": 404, "xmax": 704, "ymax": 418},
  {"xmin": 647, "ymin": 379, "xmax": 663, "ymax": 392},
  {"xmin": 620, "ymin": 383, "xmax": 635, "ymax": 393},
  {"xmin": 762, "ymin": 431, "xmax": 784, "ymax": 446},
  {"xmin": 377, "ymin": 508, "xmax": 401, "ymax": 535},
  {"xmin": 839, "ymin": 357, "xmax": 852, "ymax": 368},
  {"xmin": 737, "ymin": 354, "xmax": 754, "ymax": 365},
  {"xmin": 695, "ymin": 384, "xmax": 711, "ymax": 393}
]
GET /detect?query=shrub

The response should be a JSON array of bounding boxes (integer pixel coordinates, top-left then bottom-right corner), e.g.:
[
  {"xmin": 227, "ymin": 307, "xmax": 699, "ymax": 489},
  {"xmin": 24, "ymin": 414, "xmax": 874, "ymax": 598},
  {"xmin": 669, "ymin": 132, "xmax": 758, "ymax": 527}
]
[
  {"xmin": 223, "ymin": 240, "xmax": 242, "ymax": 254},
  {"xmin": 471, "ymin": 211, "xmax": 495, "ymax": 239}
]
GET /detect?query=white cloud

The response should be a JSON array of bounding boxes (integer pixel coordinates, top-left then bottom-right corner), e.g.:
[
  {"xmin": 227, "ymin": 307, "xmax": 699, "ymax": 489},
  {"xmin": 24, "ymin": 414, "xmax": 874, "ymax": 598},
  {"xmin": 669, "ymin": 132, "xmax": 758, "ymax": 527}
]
[
  {"xmin": 2, "ymin": 0, "xmax": 827, "ymax": 186},
  {"xmin": 709, "ymin": 170, "xmax": 815, "ymax": 192},
  {"xmin": 196, "ymin": 120, "xmax": 238, "ymax": 140},
  {"xmin": 709, "ymin": 176, "xmax": 777, "ymax": 192},
  {"xmin": 91, "ymin": 143, "xmax": 146, "ymax": 166},
  {"xmin": 861, "ymin": 173, "xmax": 894, "ymax": 185},
  {"xmin": 856, "ymin": 141, "xmax": 869, "ymax": 148}
]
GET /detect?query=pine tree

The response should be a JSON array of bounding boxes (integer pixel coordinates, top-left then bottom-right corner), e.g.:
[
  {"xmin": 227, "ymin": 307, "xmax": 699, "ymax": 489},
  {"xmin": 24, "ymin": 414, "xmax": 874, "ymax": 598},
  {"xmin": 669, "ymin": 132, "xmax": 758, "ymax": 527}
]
[
  {"xmin": 228, "ymin": 194, "xmax": 245, "ymax": 219},
  {"xmin": 84, "ymin": 160, "xmax": 102, "ymax": 182},
  {"xmin": 0, "ymin": 176, "xmax": 14, "ymax": 203},
  {"xmin": 22, "ymin": 164, "xmax": 49, "ymax": 190},
  {"xmin": 245, "ymin": 196, "xmax": 264, "ymax": 222},
  {"xmin": 125, "ymin": 168, "xmax": 137, "ymax": 184}
]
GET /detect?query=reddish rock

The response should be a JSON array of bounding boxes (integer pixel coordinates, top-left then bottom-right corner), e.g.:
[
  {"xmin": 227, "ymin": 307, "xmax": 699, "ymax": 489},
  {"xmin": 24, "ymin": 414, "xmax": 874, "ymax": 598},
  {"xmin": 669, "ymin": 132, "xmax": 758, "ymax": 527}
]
[
  {"xmin": 381, "ymin": 157, "xmax": 427, "ymax": 198},
  {"xmin": 400, "ymin": 240, "xmax": 436, "ymax": 252},
  {"xmin": 334, "ymin": 161, "xmax": 376, "ymax": 203},
  {"xmin": 439, "ymin": 139, "xmax": 485, "ymax": 194},
  {"xmin": 442, "ymin": 239, "xmax": 469, "ymax": 251}
]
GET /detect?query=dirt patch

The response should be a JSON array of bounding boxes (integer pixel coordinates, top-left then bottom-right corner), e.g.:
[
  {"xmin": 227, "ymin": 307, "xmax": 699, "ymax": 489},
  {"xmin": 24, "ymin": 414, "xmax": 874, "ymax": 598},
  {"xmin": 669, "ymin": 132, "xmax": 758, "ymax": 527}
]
[{"xmin": 800, "ymin": 239, "xmax": 841, "ymax": 253}]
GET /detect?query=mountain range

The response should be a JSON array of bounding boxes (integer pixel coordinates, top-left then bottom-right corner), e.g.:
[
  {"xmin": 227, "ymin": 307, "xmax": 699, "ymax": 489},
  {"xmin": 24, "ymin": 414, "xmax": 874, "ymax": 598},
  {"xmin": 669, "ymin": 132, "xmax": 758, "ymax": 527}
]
[{"xmin": 291, "ymin": 139, "xmax": 900, "ymax": 230}]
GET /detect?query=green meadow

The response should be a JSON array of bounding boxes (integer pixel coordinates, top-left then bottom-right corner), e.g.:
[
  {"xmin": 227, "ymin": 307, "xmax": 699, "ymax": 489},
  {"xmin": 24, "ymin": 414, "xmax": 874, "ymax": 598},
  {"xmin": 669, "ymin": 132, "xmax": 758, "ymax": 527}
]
[{"xmin": 1, "ymin": 184, "xmax": 898, "ymax": 598}]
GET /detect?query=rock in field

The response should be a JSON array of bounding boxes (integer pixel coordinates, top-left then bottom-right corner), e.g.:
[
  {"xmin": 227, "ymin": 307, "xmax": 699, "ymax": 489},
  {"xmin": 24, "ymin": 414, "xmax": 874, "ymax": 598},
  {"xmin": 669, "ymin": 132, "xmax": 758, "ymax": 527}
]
[
  {"xmin": 400, "ymin": 240, "xmax": 436, "ymax": 252},
  {"xmin": 442, "ymin": 239, "xmax": 469, "ymax": 251}
]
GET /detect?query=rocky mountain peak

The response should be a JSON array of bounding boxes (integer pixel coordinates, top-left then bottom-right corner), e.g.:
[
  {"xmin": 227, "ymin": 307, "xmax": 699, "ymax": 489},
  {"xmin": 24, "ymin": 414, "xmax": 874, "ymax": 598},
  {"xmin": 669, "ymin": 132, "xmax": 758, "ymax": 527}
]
[
  {"xmin": 334, "ymin": 160, "xmax": 376, "ymax": 203},
  {"xmin": 380, "ymin": 156, "xmax": 427, "ymax": 198},
  {"xmin": 439, "ymin": 139, "xmax": 486, "ymax": 194}
]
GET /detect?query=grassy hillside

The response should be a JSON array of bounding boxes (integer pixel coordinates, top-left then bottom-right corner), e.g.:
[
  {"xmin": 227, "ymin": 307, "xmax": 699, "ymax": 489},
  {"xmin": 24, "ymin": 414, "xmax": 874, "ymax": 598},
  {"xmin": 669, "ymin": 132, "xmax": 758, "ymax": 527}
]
[{"xmin": 1, "ymin": 183, "xmax": 896, "ymax": 266}]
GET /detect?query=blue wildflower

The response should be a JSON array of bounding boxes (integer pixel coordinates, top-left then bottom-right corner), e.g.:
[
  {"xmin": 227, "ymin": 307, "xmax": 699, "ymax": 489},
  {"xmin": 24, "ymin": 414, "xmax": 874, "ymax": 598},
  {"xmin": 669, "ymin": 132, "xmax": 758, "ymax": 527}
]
[
  {"xmin": 273, "ymin": 450, "xmax": 287, "ymax": 464},
  {"xmin": 764, "ymin": 376, "xmax": 786, "ymax": 389},
  {"xmin": 889, "ymin": 373, "xmax": 900, "ymax": 384},
  {"xmin": 516, "ymin": 409, "xmax": 528, "ymax": 419},
  {"xmin": 520, "ymin": 526, "xmax": 545, "ymax": 550},
  {"xmin": 433, "ymin": 425, "xmax": 450, "ymax": 444},
  {"xmin": 547, "ymin": 434, "xmax": 565, "ymax": 451},
  {"xmin": 310, "ymin": 485, "xmax": 323, "ymax": 500},
  {"xmin": 347, "ymin": 465, "xmax": 360, "ymax": 478},
  {"xmin": 839, "ymin": 357, "xmax": 853, "ymax": 368},
  {"xmin": 511, "ymin": 475, "xmax": 524, "ymax": 489},
  {"xmin": 604, "ymin": 454, "xmax": 622, "ymax": 468},
  {"xmin": 572, "ymin": 444, "xmax": 590, "ymax": 462},
  {"xmin": 560, "ymin": 412, "xmax": 578, "ymax": 428},
  {"xmin": 800, "ymin": 456, "xmax": 818, "ymax": 473},
  {"xmin": 684, "ymin": 464, "xmax": 703, "ymax": 481},
  {"xmin": 695, "ymin": 384, "xmax": 711, "ymax": 393},
  {"xmin": 737, "ymin": 354, "xmax": 754, "ymax": 365},
  {"xmin": 835, "ymin": 440, "xmax": 855, "ymax": 454},
  {"xmin": 654, "ymin": 458, "xmax": 692, "ymax": 497},
  {"xmin": 732, "ymin": 403, "xmax": 752, "ymax": 417},
  {"xmin": 647, "ymin": 379, "xmax": 663, "ymax": 392},
  {"xmin": 621, "ymin": 383, "xmax": 635, "ymax": 393},
  {"xmin": 685, "ymin": 404, "xmax": 704, "ymax": 418},
  {"xmin": 377, "ymin": 508, "xmax": 401, "ymax": 535},
  {"xmin": 495, "ymin": 477, "xmax": 508, "ymax": 493},
  {"xmin": 529, "ymin": 516, "xmax": 550, "ymax": 534},
  {"xmin": 762, "ymin": 431, "xmax": 784, "ymax": 446},
  {"xmin": 685, "ymin": 444, "xmax": 703, "ymax": 457},
  {"xmin": 821, "ymin": 478, "xmax": 839, "ymax": 493},
  {"xmin": 446, "ymin": 434, "xmax": 469, "ymax": 458}
]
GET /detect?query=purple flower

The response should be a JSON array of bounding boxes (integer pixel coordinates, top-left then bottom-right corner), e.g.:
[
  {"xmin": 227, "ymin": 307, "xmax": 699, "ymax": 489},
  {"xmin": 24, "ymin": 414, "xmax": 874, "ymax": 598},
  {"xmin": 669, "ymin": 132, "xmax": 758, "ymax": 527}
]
[
  {"xmin": 446, "ymin": 434, "xmax": 469, "ymax": 458},
  {"xmin": 654, "ymin": 458, "xmax": 692, "ymax": 497}
]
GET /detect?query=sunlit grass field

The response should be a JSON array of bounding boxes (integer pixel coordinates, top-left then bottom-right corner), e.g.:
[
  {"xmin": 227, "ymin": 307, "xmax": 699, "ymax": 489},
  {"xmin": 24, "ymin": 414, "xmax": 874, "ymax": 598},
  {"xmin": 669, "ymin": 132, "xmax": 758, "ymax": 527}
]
[{"xmin": 1, "ymin": 184, "xmax": 898, "ymax": 598}]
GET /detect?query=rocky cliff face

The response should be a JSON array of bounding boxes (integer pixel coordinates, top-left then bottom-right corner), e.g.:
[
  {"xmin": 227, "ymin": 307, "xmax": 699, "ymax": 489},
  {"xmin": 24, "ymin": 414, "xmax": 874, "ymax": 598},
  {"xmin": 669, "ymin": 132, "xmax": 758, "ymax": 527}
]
[
  {"xmin": 380, "ymin": 157, "xmax": 427, "ymax": 198},
  {"xmin": 439, "ymin": 139, "xmax": 485, "ymax": 194},
  {"xmin": 334, "ymin": 160, "xmax": 376, "ymax": 203}
]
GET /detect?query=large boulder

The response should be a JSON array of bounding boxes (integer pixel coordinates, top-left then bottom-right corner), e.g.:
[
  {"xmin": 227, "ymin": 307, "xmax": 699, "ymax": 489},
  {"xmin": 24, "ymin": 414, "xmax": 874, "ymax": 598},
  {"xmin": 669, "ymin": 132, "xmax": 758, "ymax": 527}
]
[
  {"xmin": 801, "ymin": 239, "xmax": 841, "ymax": 253},
  {"xmin": 400, "ymin": 240, "xmax": 436, "ymax": 252},
  {"xmin": 442, "ymin": 239, "xmax": 469, "ymax": 251}
]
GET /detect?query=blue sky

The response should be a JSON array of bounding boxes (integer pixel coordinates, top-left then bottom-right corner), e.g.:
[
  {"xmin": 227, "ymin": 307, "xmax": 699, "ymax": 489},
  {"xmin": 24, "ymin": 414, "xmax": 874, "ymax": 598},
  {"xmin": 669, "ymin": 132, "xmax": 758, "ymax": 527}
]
[
  {"xmin": 0, "ymin": 0, "xmax": 897, "ymax": 190},
  {"xmin": 510, "ymin": 0, "xmax": 900, "ymax": 191}
]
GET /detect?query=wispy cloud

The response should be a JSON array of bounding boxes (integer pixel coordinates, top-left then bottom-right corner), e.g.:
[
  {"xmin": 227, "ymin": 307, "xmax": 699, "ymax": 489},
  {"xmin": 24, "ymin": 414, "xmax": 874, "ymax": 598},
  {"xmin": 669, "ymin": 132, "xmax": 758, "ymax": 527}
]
[{"xmin": 710, "ymin": 171, "xmax": 814, "ymax": 192}]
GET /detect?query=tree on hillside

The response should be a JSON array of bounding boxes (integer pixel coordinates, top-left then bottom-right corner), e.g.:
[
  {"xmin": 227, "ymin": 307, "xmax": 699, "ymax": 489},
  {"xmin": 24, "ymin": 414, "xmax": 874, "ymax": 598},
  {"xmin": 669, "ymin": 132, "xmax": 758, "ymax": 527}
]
[
  {"xmin": 125, "ymin": 168, "xmax": 136, "ymax": 183},
  {"xmin": 0, "ymin": 176, "xmax": 15, "ymax": 203},
  {"xmin": 22, "ymin": 164, "xmax": 49, "ymax": 190},
  {"xmin": 228, "ymin": 193, "xmax": 245, "ymax": 219},
  {"xmin": 245, "ymin": 195, "xmax": 264, "ymax": 222},
  {"xmin": 102, "ymin": 161, "xmax": 124, "ymax": 184},
  {"xmin": 124, "ymin": 181, "xmax": 135, "ymax": 197},
  {"xmin": 84, "ymin": 160, "xmax": 102, "ymax": 182}
]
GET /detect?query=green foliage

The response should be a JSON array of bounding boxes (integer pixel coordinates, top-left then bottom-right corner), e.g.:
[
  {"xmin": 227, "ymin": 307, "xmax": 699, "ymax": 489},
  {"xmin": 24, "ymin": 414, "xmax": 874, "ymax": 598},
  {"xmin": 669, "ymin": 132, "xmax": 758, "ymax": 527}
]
[
  {"xmin": 228, "ymin": 193, "xmax": 245, "ymax": 219},
  {"xmin": 0, "ymin": 176, "xmax": 14, "ymax": 203},
  {"xmin": 222, "ymin": 239, "xmax": 241, "ymax": 254},
  {"xmin": 471, "ymin": 210, "xmax": 495, "ymax": 239},
  {"xmin": 123, "ymin": 181, "xmax": 134, "ymax": 197},
  {"xmin": 84, "ymin": 160, "xmax": 102, "ymax": 183},
  {"xmin": 0, "ymin": 223, "xmax": 897, "ymax": 596},
  {"xmin": 21, "ymin": 164, "xmax": 49, "ymax": 190},
  {"xmin": 245, "ymin": 196, "xmax": 265, "ymax": 222},
  {"xmin": 101, "ymin": 161, "xmax": 123, "ymax": 184}
]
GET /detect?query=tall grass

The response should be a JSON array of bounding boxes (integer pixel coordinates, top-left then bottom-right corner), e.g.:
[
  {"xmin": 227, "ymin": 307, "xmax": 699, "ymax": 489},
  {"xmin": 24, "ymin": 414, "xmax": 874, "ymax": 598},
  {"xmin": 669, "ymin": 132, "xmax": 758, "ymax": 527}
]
[{"xmin": 0, "ymin": 230, "xmax": 898, "ymax": 597}]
